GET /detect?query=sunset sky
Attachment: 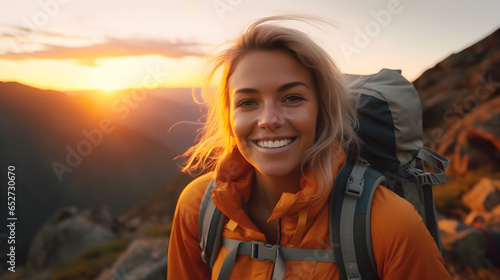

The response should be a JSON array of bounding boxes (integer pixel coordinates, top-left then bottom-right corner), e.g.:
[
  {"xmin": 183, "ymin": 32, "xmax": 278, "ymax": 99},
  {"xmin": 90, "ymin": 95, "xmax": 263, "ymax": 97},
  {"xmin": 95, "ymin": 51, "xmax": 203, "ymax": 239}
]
[{"xmin": 1, "ymin": 0, "xmax": 499, "ymax": 92}]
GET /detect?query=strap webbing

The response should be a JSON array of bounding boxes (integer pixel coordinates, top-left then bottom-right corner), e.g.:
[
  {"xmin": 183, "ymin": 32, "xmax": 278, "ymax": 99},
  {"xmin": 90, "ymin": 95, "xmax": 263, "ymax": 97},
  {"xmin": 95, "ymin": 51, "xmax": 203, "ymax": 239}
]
[
  {"xmin": 414, "ymin": 146, "xmax": 449, "ymax": 254},
  {"xmin": 199, "ymin": 180, "xmax": 226, "ymax": 268},
  {"xmin": 363, "ymin": 170, "xmax": 383, "ymax": 272},
  {"xmin": 218, "ymin": 238, "xmax": 336, "ymax": 280},
  {"xmin": 340, "ymin": 159, "xmax": 368, "ymax": 280},
  {"xmin": 218, "ymin": 239, "xmax": 244, "ymax": 280},
  {"xmin": 417, "ymin": 146, "xmax": 449, "ymax": 173},
  {"xmin": 331, "ymin": 159, "xmax": 384, "ymax": 280},
  {"xmin": 423, "ymin": 183, "xmax": 443, "ymax": 253},
  {"xmin": 199, "ymin": 180, "xmax": 217, "ymax": 243},
  {"xmin": 408, "ymin": 146, "xmax": 449, "ymax": 186}
]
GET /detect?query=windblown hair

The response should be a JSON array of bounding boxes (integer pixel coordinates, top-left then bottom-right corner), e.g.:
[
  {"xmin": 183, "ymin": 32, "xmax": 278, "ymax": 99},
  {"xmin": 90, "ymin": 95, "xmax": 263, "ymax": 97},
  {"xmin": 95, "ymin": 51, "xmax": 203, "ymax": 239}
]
[{"xmin": 182, "ymin": 16, "xmax": 359, "ymax": 192}]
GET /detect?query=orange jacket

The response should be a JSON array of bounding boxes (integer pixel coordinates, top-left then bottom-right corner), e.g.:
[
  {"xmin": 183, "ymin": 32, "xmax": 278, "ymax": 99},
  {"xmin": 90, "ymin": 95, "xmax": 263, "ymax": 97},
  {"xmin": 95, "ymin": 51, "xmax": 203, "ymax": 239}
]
[{"xmin": 167, "ymin": 148, "xmax": 451, "ymax": 279}]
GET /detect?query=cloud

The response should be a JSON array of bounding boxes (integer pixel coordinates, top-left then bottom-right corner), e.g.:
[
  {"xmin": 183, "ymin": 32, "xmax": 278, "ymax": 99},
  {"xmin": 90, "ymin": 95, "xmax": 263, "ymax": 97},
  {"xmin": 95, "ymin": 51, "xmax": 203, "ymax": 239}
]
[
  {"xmin": 0, "ymin": 24, "xmax": 84, "ymax": 41},
  {"xmin": 0, "ymin": 27, "xmax": 207, "ymax": 66}
]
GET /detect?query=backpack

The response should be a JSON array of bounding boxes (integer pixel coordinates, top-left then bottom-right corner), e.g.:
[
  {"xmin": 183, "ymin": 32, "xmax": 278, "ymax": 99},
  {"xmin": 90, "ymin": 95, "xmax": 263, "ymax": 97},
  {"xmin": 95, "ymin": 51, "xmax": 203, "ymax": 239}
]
[{"xmin": 198, "ymin": 69, "xmax": 449, "ymax": 280}]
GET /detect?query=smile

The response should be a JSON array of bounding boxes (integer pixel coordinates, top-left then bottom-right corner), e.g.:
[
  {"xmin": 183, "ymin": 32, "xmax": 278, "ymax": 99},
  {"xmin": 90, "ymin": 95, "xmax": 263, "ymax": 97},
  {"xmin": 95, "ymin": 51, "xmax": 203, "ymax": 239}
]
[{"xmin": 255, "ymin": 138, "xmax": 295, "ymax": 148}]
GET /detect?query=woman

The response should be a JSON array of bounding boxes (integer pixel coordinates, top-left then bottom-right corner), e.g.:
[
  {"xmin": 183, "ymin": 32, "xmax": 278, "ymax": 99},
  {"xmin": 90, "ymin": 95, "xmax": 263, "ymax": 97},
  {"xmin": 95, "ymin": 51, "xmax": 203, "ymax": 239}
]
[{"xmin": 167, "ymin": 17, "xmax": 451, "ymax": 279}]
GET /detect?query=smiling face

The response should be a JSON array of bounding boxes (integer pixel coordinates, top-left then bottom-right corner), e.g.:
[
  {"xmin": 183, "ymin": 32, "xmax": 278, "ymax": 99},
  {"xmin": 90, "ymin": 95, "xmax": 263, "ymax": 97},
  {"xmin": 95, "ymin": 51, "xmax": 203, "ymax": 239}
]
[{"xmin": 228, "ymin": 50, "xmax": 318, "ymax": 178}]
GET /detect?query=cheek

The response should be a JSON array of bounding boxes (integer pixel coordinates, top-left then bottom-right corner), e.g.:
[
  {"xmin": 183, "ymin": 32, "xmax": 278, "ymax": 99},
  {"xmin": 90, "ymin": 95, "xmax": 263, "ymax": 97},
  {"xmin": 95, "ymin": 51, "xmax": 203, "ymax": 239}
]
[
  {"xmin": 286, "ymin": 106, "xmax": 318, "ymax": 136},
  {"xmin": 303, "ymin": 116, "xmax": 318, "ymax": 144}
]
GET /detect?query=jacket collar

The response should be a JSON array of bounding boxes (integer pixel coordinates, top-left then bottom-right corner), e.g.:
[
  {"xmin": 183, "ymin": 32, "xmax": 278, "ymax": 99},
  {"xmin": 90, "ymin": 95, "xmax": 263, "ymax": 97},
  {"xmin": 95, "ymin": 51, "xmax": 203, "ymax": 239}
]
[{"xmin": 211, "ymin": 145, "xmax": 346, "ymax": 232}]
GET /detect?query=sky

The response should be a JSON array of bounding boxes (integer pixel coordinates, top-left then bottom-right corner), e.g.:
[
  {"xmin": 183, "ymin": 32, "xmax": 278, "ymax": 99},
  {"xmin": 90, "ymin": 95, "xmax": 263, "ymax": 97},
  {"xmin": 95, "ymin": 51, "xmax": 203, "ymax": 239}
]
[{"xmin": 0, "ymin": 0, "xmax": 499, "ymax": 92}]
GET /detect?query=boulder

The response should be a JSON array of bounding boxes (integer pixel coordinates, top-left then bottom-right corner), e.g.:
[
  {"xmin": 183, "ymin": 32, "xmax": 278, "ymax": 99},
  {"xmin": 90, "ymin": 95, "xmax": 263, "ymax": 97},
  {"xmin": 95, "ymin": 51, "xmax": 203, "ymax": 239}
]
[
  {"xmin": 96, "ymin": 237, "xmax": 168, "ymax": 280},
  {"xmin": 439, "ymin": 219, "xmax": 491, "ymax": 269},
  {"xmin": 26, "ymin": 206, "xmax": 118, "ymax": 269},
  {"xmin": 462, "ymin": 178, "xmax": 500, "ymax": 212},
  {"xmin": 490, "ymin": 206, "xmax": 500, "ymax": 232}
]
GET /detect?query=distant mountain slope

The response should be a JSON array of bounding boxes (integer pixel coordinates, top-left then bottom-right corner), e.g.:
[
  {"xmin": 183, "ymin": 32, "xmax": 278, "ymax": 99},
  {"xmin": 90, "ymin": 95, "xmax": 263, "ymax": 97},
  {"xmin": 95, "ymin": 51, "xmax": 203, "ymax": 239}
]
[
  {"xmin": 67, "ymin": 87, "xmax": 205, "ymax": 155},
  {"xmin": 414, "ymin": 27, "xmax": 500, "ymax": 175},
  {"xmin": 0, "ymin": 82, "xmax": 202, "ymax": 266},
  {"xmin": 118, "ymin": 171, "xmax": 194, "ymax": 231}
]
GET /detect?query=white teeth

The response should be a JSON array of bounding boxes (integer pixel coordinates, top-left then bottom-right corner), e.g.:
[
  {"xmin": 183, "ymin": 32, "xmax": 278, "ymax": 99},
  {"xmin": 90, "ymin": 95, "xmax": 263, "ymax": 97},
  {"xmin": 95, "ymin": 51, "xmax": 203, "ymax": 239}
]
[{"xmin": 257, "ymin": 139, "xmax": 292, "ymax": 148}]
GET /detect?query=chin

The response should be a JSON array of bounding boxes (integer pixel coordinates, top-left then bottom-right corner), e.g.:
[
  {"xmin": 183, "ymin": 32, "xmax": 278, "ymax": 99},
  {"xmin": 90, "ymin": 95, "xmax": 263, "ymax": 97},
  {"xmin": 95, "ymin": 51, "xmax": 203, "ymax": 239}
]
[{"xmin": 255, "ymin": 163, "xmax": 301, "ymax": 178}]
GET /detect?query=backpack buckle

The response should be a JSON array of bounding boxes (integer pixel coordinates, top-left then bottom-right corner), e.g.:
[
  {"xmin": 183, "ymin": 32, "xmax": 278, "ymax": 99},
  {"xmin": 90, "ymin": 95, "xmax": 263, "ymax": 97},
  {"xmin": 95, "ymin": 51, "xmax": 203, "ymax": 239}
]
[
  {"xmin": 346, "ymin": 175, "xmax": 364, "ymax": 198},
  {"xmin": 250, "ymin": 241, "xmax": 280, "ymax": 262},
  {"xmin": 345, "ymin": 159, "xmax": 369, "ymax": 199}
]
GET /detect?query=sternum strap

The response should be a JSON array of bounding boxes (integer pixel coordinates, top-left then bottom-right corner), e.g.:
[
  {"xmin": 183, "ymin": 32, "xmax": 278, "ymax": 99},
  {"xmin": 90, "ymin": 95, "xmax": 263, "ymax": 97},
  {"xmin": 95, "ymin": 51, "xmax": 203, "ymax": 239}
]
[{"xmin": 217, "ymin": 238, "xmax": 336, "ymax": 280}]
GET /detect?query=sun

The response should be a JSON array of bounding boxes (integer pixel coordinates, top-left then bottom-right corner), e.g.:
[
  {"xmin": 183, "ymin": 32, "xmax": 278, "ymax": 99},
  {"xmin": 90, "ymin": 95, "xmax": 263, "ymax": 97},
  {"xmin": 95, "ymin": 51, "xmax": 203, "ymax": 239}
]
[
  {"xmin": 101, "ymin": 86, "xmax": 123, "ymax": 94},
  {"xmin": 93, "ymin": 80, "xmax": 130, "ymax": 93},
  {"xmin": 87, "ymin": 57, "xmax": 152, "ymax": 92}
]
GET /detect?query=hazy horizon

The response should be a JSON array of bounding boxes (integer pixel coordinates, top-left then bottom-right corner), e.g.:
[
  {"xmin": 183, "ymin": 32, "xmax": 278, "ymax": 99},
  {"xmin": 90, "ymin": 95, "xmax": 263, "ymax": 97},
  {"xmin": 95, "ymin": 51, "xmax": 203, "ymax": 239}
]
[{"xmin": 1, "ymin": 0, "xmax": 499, "ymax": 91}]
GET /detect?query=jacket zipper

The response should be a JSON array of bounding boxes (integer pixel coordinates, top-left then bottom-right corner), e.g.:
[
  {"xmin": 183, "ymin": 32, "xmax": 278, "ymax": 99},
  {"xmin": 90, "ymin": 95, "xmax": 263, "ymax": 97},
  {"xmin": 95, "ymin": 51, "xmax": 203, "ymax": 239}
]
[{"xmin": 278, "ymin": 219, "xmax": 282, "ymax": 244}]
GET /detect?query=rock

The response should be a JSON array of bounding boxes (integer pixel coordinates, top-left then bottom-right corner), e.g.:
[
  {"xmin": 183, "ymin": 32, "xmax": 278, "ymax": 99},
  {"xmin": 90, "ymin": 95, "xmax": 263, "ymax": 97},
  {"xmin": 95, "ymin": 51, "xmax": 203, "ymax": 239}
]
[
  {"xmin": 26, "ymin": 206, "xmax": 118, "ymax": 269},
  {"xmin": 490, "ymin": 206, "xmax": 500, "ymax": 232},
  {"xmin": 439, "ymin": 219, "xmax": 491, "ymax": 269},
  {"xmin": 95, "ymin": 237, "xmax": 168, "ymax": 280},
  {"xmin": 415, "ymin": 28, "xmax": 500, "ymax": 176},
  {"xmin": 462, "ymin": 178, "xmax": 500, "ymax": 212},
  {"xmin": 118, "ymin": 172, "xmax": 192, "ymax": 233}
]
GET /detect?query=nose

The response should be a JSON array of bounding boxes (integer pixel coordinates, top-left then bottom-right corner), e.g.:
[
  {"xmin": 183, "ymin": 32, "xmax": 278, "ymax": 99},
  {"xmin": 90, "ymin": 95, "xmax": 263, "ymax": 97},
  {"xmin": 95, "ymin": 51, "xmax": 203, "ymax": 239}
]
[{"xmin": 258, "ymin": 101, "xmax": 285, "ymax": 130}]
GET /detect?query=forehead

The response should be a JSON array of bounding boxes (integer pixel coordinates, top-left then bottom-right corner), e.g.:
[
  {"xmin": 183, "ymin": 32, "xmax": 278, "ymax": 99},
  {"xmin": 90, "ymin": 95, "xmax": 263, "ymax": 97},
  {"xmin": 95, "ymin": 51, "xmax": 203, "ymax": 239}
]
[{"xmin": 228, "ymin": 50, "xmax": 314, "ymax": 93}]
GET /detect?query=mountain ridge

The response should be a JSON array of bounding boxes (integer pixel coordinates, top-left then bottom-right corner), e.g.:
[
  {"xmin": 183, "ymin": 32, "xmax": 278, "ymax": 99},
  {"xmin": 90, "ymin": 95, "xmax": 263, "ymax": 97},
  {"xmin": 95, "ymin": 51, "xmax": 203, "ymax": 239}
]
[{"xmin": 0, "ymin": 82, "xmax": 202, "ymax": 268}]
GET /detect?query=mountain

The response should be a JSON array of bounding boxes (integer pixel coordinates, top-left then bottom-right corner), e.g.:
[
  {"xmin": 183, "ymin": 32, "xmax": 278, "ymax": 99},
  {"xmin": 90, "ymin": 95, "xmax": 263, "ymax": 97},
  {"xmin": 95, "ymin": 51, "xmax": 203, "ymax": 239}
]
[
  {"xmin": 67, "ymin": 87, "xmax": 205, "ymax": 155},
  {"xmin": 0, "ymin": 82, "xmax": 203, "ymax": 267},
  {"xmin": 414, "ymin": 28, "xmax": 500, "ymax": 278},
  {"xmin": 413, "ymin": 27, "xmax": 500, "ymax": 216},
  {"xmin": 414, "ymin": 27, "xmax": 500, "ymax": 175},
  {"xmin": 118, "ymin": 171, "xmax": 194, "ymax": 232}
]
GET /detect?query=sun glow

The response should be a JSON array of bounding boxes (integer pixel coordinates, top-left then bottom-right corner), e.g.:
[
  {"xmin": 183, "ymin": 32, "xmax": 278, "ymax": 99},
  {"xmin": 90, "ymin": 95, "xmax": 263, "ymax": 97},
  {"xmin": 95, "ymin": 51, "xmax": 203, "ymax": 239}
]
[
  {"xmin": 0, "ymin": 55, "xmax": 205, "ymax": 91},
  {"xmin": 91, "ymin": 79, "xmax": 132, "ymax": 93}
]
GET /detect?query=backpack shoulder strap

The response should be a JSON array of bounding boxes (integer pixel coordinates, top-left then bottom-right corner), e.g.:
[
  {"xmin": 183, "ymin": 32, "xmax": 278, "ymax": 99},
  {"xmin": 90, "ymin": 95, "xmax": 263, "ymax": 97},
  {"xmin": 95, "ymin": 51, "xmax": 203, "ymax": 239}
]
[
  {"xmin": 198, "ymin": 179, "xmax": 226, "ymax": 268},
  {"xmin": 330, "ymin": 158, "xmax": 385, "ymax": 280}
]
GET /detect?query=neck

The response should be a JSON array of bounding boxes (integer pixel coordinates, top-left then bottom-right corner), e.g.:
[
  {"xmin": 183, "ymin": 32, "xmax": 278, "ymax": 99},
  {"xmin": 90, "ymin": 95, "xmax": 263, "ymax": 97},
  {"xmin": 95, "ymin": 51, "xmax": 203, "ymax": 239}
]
[{"xmin": 251, "ymin": 169, "xmax": 302, "ymax": 211}]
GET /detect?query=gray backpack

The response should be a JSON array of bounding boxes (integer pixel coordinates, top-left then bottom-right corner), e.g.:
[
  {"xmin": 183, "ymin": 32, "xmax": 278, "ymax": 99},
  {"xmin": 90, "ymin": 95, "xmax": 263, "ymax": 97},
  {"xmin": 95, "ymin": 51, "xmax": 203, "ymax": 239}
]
[{"xmin": 198, "ymin": 69, "xmax": 449, "ymax": 280}]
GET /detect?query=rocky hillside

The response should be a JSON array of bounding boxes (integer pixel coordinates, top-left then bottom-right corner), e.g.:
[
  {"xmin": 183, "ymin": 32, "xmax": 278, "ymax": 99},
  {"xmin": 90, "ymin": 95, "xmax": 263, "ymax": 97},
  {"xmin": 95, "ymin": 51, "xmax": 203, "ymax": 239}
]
[
  {"xmin": 414, "ymin": 27, "xmax": 500, "ymax": 278},
  {"xmin": 415, "ymin": 28, "xmax": 500, "ymax": 176}
]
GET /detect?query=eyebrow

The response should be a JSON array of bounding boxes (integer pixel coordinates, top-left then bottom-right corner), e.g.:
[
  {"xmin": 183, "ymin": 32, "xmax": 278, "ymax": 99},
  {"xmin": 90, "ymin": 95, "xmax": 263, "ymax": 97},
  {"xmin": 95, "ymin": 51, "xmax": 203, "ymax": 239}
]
[{"xmin": 234, "ymin": 81, "xmax": 310, "ymax": 95}]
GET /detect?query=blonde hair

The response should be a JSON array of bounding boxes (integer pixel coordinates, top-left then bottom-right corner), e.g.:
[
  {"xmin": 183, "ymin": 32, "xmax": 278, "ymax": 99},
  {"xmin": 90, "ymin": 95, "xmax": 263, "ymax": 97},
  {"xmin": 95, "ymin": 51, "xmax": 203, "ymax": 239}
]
[{"xmin": 182, "ymin": 16, "xmax": 359, "ymax": 191}]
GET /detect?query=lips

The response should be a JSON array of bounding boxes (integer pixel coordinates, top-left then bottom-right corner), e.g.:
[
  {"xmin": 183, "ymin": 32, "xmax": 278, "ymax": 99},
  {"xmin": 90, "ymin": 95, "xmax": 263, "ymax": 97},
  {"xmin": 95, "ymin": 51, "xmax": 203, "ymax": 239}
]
[{"xmin": 255, "ymin": 138, "xmax": 295, "ymax": 148}]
